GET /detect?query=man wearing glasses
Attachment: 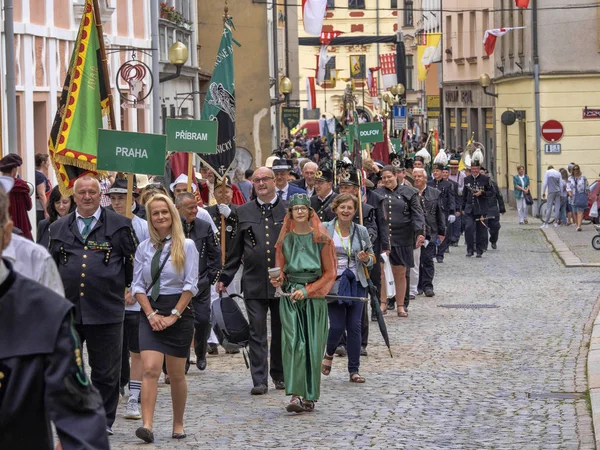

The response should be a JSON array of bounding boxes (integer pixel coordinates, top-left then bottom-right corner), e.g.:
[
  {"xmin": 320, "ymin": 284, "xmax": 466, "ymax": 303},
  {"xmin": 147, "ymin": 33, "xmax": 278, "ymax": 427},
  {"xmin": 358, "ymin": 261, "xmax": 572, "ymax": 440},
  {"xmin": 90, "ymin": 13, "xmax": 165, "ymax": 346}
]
[{"xmin": 217, "ymin": 167, "xmax": 287, "ymax": 395}]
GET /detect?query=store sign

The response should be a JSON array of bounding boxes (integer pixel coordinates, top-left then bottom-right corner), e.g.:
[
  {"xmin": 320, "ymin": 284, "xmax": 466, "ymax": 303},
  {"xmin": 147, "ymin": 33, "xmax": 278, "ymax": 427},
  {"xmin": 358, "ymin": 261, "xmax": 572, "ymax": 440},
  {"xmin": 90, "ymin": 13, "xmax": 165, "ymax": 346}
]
[
  {"xmin": 166, "ymin": 119, "xmax": 218, "ymax": 154},
  {"xmin": 409, "ymin": 107, "xmax": 424, "ymax": 116},
  {"xmin": 449, "ymin": 110, "xmax": 456, "ymax": 127},
  {"xmin": 427, "ymin": 95, "xmax": 440, "ymax": 109},
  {"xmin": 544, "ymin": 143, "xmax": 562, "ymax": 154},
  {"xmin": 303, "ymin": 108, "xmax": 321, "ymax": 120},
  {"xmin": 97, "ymin": 129, "xmax": 166, "ymax": 175},
  {"xmin": 485, "ymin": 109, "xmax": 494, "ymax": 129},
  {"xmin": 281, "ymin": 107, "xmax": 301, "ymax": 129},
  {"xmin": 445, "ymin": 90, "xmax": 473, "ymax": 105},
  {"xmin": 460, "ymin": 110, "xmax": 468, "ymax": 128},
  {"xmin": 358, "ymin": 122, "xmax": 384, "ymax": 144},
  {"xmin": 583, "ymin": 107, "xmax": 600, "ymax": 119}
]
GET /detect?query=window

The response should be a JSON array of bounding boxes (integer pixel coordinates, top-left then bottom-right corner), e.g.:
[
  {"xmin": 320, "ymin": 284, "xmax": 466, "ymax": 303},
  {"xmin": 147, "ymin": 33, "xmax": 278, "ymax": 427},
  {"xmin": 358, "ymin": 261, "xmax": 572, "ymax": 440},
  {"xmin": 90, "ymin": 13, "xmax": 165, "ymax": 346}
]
[
  {"xmin": 517, "ymin": 9, "xmax": 524, "ymax": 55},
  {"xmin": 405, "ymin": 55, "xmax": 414, "ymax": 90},
  {"xmin": 404, "ymin": 0, "xmax": 413, "ymax": 26},
  {"xmin": 325, "ymin": 56, "xmax": 336, "ymax": 81},
  {"xmin": 327, "ymin": 0, "xmax": 335, "ymax": 8},
  {"xmin": 445, "ymin": 15, "xmax": 452, "ymax": 59},
  {"xmin": 508, "ymin": 2, "xmax": 514, "ymax": 56},
  {"xmin": 391, "ymin": 0, "xmax": 397, "ymax": 8},
  {"xmin": 457, "ymin": 13, "xmax": 463, "ymax": 58},
  {"xmin": 469, "ymin": 12, "xmax": 476, "ymax": 57},
  {"xmin": 348, "ymin": 0, "xmax": 365, "ymax": 9}
]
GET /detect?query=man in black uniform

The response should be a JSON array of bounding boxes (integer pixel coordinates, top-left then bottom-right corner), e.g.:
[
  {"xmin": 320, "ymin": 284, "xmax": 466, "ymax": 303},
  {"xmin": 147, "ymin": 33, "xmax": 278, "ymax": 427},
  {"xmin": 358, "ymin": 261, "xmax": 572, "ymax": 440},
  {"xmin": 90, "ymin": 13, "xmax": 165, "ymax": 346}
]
[
  {"xmin": 414, "ymin": 168, "xmax": 446, "ymax": 297},
  {"xmin": 176, "ymin": 192, "xmax": 222, "ymax": 371},
  {"xmin": 0, "ymin": 182, "xmax": 110, "ymax": 450},
  {"xmin": 217, "ymin": 167, "xmax": 286, "ymax": 395},
  {"xmin": 461, "ymin": 161, "xmax": 494, "ymax": 258},
  {"xmin": 483, "ymin": 169, "xmax": 506, "ymax": 250},
  {"xmin": 48, "ymin": 175, "xmax": 137, "ymax": 434},
  {"xmin": 428, "ymin": 163, "xmax": 455, "ymax": 263},
  {"xmin": 310, "ymin": 164, "xmax": 337, "ymax": 222}
]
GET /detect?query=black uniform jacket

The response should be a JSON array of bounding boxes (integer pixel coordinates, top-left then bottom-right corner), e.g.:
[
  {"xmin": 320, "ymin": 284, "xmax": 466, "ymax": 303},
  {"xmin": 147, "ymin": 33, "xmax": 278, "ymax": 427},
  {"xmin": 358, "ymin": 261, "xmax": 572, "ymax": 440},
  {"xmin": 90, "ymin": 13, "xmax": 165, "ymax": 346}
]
[
  {"xmin": 427, "ymin": 178, "xmax": 456, "ymax": 215},
  {"xmin": 310, "ymin": 192, "xmax": 337, "ymax": 222},
  {"xmin": 419, "ymin": 186, "xmax": 446, "ymax": 239},
  {"xmin": 0, "ymin": 262, "xmax": 109, "ymax": 450},
  {"xmin": 206, "ymin": 204, "xmax": 239, "ymax": 255},
  {"xmin": 182, "ymin": 217, "xmax": 222, "ymax": 294},
  {"xmin": 487, "ymin": 181, "xmax": 507, "ymax": 218},
  {"xmin": 48, "ymin": 207, "xmax": 137, "ymax": 325},
  {"xmin": 461, "ymin": 173, "xmax": 494, "ymax": 216},
  {"xmin": 376, "ymin": 184, "xmax": 426, "ymax": 247},
  {"xmin": 221, "ymin": 198, "xmax": 288, "ymax": 299}
]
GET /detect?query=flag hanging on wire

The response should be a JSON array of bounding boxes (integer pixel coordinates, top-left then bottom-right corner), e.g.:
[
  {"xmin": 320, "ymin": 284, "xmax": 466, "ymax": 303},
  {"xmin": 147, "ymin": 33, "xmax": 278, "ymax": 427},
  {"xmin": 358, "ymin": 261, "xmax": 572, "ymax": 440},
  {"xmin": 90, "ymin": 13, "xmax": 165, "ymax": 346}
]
[
  {"xmin": 306, "ymin": 77, "xmax": 317, "ymax": 109},
  {"xmin": 199, "ymin": 18, "xmax": 240, "ymax": 179},
  {"xmin": 379, "ymin": 54, "xmax": 397, "ymax": 90},
  {"xmin": 48, "ymin": 0, "xmax": 111, "ymax": 195},
  {"xmin": 302, "ymin": 0, "xmax": 328, "ymax": 36},
  {"xmin": 483, "ymin": 27, "xmax": 525, "ymax": 56},
  {"xmin": 417, "ymin": 33, "xmax": 441, "ymax": 81}
]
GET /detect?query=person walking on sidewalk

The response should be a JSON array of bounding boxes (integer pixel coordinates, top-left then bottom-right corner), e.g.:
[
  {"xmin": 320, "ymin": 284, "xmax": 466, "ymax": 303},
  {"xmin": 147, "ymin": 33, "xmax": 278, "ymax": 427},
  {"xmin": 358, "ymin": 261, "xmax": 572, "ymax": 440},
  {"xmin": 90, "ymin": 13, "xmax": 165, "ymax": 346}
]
[
  {"xmin": 567, "ymin": 164, "xmax": 589, "ymax": 232},
  {"xmin": 513, "ymin": 166, "xmax": 530, "ymax": 224},
  {"xmin": 541, "ymin": 166, "xmax": 562, "ymax": 229}
]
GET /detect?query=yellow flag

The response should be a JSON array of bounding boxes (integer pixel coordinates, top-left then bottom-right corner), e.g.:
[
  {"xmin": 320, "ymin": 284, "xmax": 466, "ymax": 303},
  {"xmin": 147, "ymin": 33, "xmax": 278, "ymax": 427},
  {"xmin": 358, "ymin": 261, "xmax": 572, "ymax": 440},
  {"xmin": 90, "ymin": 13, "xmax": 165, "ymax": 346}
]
[{"xmin": 417, "ymin": 33, "xmax": 442, "ymax": 82}]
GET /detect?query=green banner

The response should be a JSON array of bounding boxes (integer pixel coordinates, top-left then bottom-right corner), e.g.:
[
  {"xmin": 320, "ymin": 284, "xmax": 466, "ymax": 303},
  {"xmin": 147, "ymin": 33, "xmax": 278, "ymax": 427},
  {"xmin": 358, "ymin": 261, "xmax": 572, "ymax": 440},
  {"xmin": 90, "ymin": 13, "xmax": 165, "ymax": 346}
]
[
  {"xmin": 281, "ymin": 107, "xmax": 300, "ymax": 129},
  {"xmin": 390, "ymin": 138, "xmax": 402, "ymax": 155},
  {"xmin": 166, "ymin": 119, "xmax": 218, "ymax": 154},
  {"xmin": 97, "ymin": 129, "xmax": 166, "ymax": 175},
  {"xmin": 358, "ymin": 122, "xmax": 384, "ymax": 144}
]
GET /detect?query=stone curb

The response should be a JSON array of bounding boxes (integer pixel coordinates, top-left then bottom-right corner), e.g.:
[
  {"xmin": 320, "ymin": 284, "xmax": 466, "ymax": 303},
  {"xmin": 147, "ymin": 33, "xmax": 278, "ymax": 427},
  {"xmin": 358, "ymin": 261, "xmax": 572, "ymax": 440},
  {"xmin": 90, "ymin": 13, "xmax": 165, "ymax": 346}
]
[
  {"xmin": 589, "ymin": 315, "xmax": 600, "ymax": 449},
  {"xmin": 541, "ymin": 227, "xmax": 600, "ymax": 268}
]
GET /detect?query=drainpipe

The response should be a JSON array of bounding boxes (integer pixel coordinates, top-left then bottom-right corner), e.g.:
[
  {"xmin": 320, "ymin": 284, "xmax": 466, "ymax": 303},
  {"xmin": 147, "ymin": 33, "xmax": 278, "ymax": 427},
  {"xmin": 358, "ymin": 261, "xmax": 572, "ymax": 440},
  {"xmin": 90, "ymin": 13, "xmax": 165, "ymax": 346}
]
[
  {"xmin": 533, "ymin": 0, "xmax": 542, "ymax": 212},
  {"xmin": 4, "ymin": 0, "xmax": 18, "ymax": 153},
  {"xmin": 151, "ymin": 0, "xmax": 160, "ymax": 133}
]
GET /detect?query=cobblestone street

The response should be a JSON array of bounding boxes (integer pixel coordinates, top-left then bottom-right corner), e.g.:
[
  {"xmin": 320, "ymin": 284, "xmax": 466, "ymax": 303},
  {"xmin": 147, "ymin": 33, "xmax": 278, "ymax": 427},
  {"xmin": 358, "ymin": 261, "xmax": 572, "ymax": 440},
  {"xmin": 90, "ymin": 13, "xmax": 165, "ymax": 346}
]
[{"xmin": 110, "ymin": 214, "xmax": 600, "ymax": 449}]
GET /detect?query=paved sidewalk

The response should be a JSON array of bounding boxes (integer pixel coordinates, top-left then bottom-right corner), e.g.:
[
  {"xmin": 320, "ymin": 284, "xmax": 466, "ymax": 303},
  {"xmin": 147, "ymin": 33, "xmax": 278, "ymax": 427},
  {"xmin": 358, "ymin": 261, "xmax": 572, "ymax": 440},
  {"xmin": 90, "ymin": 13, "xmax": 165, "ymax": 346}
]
[{"xmin": 107, "ymin": 214, "xmax": 599, "ymax": 449}]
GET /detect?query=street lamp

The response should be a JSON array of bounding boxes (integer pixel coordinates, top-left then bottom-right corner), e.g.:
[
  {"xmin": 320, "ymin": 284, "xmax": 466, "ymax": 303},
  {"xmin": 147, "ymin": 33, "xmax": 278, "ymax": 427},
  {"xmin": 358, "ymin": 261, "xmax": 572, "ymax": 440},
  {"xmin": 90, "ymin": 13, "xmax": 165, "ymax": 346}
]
[
  {"xmin": 159, "ymin": 42, "xmax": 189, "ymax": 83},
  {"xmin": 479, "ymin": 73, "xmax": 498, "ymax": 98},
  {"xmin": 279, "ymin": 76, "xmax": 293, "ymax": 96}
]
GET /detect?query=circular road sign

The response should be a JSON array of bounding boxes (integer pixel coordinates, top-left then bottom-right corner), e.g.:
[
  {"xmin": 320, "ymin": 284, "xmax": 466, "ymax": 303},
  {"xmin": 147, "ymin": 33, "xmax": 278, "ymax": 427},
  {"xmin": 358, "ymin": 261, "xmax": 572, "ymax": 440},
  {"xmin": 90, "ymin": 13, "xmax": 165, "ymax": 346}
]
[{"xmin": 541, "ymin": 120, "xmax": 564, "ymax": 142}]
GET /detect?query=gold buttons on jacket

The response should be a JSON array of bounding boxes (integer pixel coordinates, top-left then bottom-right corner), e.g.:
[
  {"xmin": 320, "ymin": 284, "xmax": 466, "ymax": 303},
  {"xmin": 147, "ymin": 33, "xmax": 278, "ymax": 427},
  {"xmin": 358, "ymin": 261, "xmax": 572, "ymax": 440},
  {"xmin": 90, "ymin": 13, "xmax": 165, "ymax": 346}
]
[
  {"xmin": 84, "ymin": 246, "xmax": 88, "ymax": 250},
  {"xmin": 80, "ymin": 293, "xmax": 84, "ymax": 297},
  {"xmin": 82, "ymin": 264, "xmax": 86, "ymax": 268},
  {"xmin": 80, "ymin": 283, "xmax": 84, "ymax": 288},
  {"xmin": 81, "ymin": 273, "xmax": 85, "ymax": 278},
  {"xmin": 0, "ymin": 372, "xmax": 4, "ymax": 380},
  {"xmin": 83, "ymin": 255, "xmax": 87, "ymax": 259}
]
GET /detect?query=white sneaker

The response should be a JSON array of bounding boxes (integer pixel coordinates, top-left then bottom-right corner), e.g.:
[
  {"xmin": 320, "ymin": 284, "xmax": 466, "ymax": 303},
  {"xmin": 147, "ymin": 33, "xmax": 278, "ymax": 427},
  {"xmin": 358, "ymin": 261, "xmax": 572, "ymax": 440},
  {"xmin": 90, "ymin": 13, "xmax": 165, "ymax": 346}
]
[
  {"xmin": 553, "ymin": 222, "xmax": 559, "ymax": 228},
  {"xmin": 540, "ymin": 223, "xmax": 548, "ymax": 229},
  {"xmin": 124, "ymin": 399, "xmax": 141, "ymax": 420},
  {"xmin": 189, "ymin": 348, "xmax": 197, "ymax": 365}
]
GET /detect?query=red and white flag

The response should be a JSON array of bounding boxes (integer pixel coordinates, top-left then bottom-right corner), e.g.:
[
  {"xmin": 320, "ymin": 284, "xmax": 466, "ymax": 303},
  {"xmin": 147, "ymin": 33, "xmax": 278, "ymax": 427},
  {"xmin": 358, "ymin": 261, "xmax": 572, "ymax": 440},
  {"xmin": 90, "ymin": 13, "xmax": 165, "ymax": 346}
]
[
  {"xmin": 306, "ymin": 77, "xmax": 317, "ymax": 110},
  {"xmin": 379, "ymin": 54, "xmax": 397, "ymax": 90},
  {"xmin": 320, "ymin": 30, "xmax": 342, "ymax": 45},
  {"xmin": 302, "ymin": 0, "xmax": 328, "ymax": 36},
  {"xmin": 483, "ymin": 27, "xmax": 525, "ymax": 56}
]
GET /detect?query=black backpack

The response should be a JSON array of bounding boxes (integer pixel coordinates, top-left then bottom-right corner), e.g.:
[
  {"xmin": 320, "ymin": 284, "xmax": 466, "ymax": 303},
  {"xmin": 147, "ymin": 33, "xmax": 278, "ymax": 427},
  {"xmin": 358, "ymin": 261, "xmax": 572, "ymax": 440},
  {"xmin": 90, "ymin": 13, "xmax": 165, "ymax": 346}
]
[{"xmin": 212, "ymin": 293, "xmax": 250, "ymax": 368}]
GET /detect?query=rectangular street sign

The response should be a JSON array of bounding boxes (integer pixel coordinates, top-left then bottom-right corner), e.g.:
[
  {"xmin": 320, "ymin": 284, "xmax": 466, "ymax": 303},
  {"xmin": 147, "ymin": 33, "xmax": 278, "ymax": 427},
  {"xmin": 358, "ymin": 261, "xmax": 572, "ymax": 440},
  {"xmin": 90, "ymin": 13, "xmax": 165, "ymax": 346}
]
[
  {"xmin": 166, "ymin": 119, "xmax": 218, "ymax": 154},
  {"xmin": 97, "ymin": 129, "xmax": 167, "ymax": 175},
  {"xmin": 358, "ymin": 122, "xmax": 384, "ymax": 144},
  {"xmin": 544, "ymin": 143, "xmax": 562, "ymax": 154},
  {"xmin": 393, "ymin": 105, "xmax": 406, "ymax": 118},
  {"xmin": 393, "ymin": 117, "xmax": 406, "ymax": 130}
]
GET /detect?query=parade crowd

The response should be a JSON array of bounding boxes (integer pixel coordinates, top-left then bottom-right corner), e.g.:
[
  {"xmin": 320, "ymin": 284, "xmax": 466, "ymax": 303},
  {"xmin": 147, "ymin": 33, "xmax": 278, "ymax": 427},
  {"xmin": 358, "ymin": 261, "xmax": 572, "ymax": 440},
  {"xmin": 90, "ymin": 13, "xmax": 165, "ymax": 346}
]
[{"xmin": 1, "ymin": 133, "xmax": 521, "ymax": 448}]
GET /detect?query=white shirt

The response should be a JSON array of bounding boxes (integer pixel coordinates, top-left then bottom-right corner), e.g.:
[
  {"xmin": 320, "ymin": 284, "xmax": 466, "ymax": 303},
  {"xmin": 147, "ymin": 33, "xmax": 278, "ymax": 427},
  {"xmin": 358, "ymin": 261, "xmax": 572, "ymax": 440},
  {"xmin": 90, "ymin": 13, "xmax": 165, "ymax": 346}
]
[
  {"xmin": 333, "ymin": 232, "xmax": 356, "ymax": 276},
  {"xmin": 3, "ymin": 234, "xmax": 65, "ymax": 296},
  {"xmin": 127, "ymin": 215, "xmax": 150, "ymax": 312},
  {"xmin": 257, "ymin": 195, "xmax": 278, "ymax": 206},
  {"xmin": 75, "ymin": 207, "xmax": 102, "ymax": 234},
  {"xmin": 131, "ymin": 238, "xmax": 199, "ymax": 297},
  {"xmin": 196, "ymin": 207, "xmax": 218, "ymax": 233},
  {"xmin": 0, "ymin": 259, "xmax": 9, "ymax": 286},
  {"xmin": 306, "ymin": 185, "xmax": 315, "ymax": 197}
]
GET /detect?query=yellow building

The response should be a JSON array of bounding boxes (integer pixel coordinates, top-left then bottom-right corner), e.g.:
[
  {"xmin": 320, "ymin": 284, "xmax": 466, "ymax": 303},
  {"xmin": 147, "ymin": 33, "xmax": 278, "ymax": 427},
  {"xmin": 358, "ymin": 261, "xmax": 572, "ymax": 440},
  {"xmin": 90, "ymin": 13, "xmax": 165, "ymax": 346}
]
[
  {"xmin": 492, "ymin": 1, "xmax": 600, "ymax": 204},
  {"xmin": 297, "ymin": 0, "xmax": 399, "ymax": 125}
]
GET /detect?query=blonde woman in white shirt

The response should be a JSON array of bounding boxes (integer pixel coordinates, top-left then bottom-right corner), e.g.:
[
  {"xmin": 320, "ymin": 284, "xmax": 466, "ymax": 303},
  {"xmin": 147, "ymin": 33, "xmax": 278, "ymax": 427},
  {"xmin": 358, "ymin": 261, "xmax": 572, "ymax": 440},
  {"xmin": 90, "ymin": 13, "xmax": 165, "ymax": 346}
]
[{"xmin": 131, "ymin": 194, "xmax": 199, "ymax": 443}]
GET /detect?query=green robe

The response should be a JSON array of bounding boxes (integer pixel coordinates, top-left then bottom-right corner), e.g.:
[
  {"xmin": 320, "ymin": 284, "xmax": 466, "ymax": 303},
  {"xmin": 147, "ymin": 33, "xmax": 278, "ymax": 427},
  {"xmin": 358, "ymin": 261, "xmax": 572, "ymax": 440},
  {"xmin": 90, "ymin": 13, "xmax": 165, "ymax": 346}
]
[{"xmin": 280, "ymin": 232, "xmax": 329, "ymax": 401}]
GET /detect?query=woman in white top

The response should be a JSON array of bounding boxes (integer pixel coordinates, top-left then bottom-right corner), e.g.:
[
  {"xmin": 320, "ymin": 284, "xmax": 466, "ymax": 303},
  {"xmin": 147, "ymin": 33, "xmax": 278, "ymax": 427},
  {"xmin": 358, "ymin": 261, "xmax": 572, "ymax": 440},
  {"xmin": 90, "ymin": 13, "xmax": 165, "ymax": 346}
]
[{"xmin": 131, "ymin": 194, "xmax": 199, "ymax": 443}]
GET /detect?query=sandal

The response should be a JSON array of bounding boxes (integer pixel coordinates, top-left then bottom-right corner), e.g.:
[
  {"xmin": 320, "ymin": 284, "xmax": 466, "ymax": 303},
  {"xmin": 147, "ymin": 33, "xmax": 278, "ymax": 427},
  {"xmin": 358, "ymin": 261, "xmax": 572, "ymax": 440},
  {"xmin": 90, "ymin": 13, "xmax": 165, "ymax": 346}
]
[
  {"xmin": 349, "ymin": 373, "xmax": 366, "ymax": 383},
  {"xmin": 302, "ymin": 399, "xmax": 315, "ymax": 412},
  {"xmin": 285, "ymin": 396, "xmax": 304, "ymax": 413},
  {"xmin": 321, "ymin": 353, "xmax": 333, "ymax": 376},
  {"xmin": 397, "ymin": 311, "xmax": 408, "ymax": 318}
]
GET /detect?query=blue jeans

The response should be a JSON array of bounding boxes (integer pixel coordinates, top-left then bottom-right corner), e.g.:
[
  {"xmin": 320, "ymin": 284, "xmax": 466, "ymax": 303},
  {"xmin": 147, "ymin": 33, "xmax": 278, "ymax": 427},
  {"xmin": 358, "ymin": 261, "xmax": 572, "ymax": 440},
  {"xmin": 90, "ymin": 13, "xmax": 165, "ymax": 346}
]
[
  {"xmin": 560, "ymin": 197, "xmax": 568, "ymax": 223},
  {"xmin": 326, "ymin": 286, "xmax": 366, "ymax": 374},
  {"xmin": 451, "ymin": 214, "xmax": 463, "ymax": 242}
]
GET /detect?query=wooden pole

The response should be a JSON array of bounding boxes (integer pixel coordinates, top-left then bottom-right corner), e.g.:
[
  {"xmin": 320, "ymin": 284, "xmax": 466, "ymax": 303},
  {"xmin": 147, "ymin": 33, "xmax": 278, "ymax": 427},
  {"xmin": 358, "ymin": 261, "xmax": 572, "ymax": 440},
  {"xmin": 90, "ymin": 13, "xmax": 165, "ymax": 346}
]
[
  {"xmin": 187, "ymin": 153, "xmax": 194, "ymax": 192},
  {"xmin": 125, "ymin": 174, "xmax": 134, "ymax": 219},
  {"xmin": 92, "ymin": 0, "xmax": 116, "ymax": 131}
]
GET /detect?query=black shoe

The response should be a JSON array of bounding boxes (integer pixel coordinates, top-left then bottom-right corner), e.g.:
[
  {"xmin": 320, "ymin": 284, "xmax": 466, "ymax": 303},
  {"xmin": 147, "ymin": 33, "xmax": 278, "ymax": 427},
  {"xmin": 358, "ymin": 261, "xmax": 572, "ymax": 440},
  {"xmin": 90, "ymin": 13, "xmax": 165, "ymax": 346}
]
[
  {"xmin": 172, "ymin": 431, "xmax": 186, "ymax": 439},
  {"xmin": 274, "ymin": 380, "xmax": 285, "ymax": 390},
  {"xmin": 371, "ymin": 313, "xmax": 378, "ymax": 322},
  {"xmin": 425, "ymin": 290, "xmax": 435, "ymax": 297},
  {"xmin": 107, "ymin": 427, "xmax": 114, "ymax": 436},
  {"xmin": 466, "ymin": 251, "xmax": 473, "ymax": 257},
  {"xmin": 335, "ymin": 345, "xmax": 347, "ymax": 357},
  {"xmin": 491, "ymin": 242, "xmax": 497, "ymax": 249},
  {"xmin": 360, "ymin": 346, "xmax": 368, "ymax": 356},
  {"xmin": 417, "ymin": 289, "xmax": 424, "ymax": 296},
  {"xmin": 251, "ymin": 384, "xmax": 268, "ymax": 395},
  {"xmin": 436, "ymin": 256, "xmax": 443, "ymax": 263},
  {"xmin": 386, "ymin": 300, "xmax": 396, "ymax": 310},
  {"xmin": 196, "ymin": 358, "xmax": 207, "ymax": 371},
  {"xmin": 135, "ymin": 427, "xmax": 154, "ymax": 443},
  {"xmin": 476, "ymin": 253, "xmax": 483, "ymax": 258},
  {"xmin": 225, "ymin": 347, "xmax": 240, "ymax": 354},
  {"xmin": 207, "ymin": 343, "xmax": 219, "ymax": 355},
  {"xmin": 451, "ymin": 242, "xmax": 459, "ymax": 247}
]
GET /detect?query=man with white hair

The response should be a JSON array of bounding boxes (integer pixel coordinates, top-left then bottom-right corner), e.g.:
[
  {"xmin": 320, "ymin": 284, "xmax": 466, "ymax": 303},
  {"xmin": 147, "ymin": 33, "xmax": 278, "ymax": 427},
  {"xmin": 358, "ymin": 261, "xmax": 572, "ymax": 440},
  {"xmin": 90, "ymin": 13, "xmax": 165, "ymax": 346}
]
[
  {"xmin": 291, "ymin": 161, "xmax": 318, "ymax": 197},
  {"xmin": 170, "ymin": 173, "xmax": 218, "ymax": 233},
  {"xmin": 48, "ymin": 175, "xmax": 138, "ymax": 435}
]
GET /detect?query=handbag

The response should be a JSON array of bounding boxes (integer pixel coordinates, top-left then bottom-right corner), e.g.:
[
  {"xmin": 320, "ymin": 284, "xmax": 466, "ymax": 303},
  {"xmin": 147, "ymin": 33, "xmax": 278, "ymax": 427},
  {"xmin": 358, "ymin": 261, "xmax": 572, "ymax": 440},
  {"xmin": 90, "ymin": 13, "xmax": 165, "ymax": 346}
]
[
  {"xmin": 574, "ymin": 192, "xmax": 588, "ymax": 209},
  {"xmin": 590, "ymin": 201, "xmax": 599, "ymax": 218},
  {"xmin": 381, "ymin": 253, "xmax": 396, "ymax": 299},
  {"xmin": 524, "ymin": 192, "xmax": 534, "ymax": 206}
]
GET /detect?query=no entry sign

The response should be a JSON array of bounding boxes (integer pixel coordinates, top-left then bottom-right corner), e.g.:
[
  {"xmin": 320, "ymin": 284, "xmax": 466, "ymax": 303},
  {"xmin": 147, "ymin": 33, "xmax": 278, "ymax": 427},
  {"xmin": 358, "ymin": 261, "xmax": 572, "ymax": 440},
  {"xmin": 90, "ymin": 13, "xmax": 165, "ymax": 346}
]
[{"xmin": 541, "ymin": 120, "xmax": 564, "ymax": 142}]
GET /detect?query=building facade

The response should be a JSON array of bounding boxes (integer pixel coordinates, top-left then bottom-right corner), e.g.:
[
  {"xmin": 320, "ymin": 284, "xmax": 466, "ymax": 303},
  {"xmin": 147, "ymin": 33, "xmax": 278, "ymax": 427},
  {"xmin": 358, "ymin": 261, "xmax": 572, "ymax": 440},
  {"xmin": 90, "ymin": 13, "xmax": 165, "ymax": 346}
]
[
  {"xmin": 442, "ymin": 0, "xmax": 496, "ymax": 171},
  {"xmin": 493, "ymin": 0, "xmax": 600, "ymax": 202}
]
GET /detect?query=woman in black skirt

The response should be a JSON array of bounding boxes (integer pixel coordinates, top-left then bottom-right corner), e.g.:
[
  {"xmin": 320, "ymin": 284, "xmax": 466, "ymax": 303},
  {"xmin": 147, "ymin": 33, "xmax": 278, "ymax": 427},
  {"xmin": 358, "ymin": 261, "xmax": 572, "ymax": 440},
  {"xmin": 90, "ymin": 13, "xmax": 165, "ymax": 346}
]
[
  {"xmin": 131, "ymin": 193, "xmax": 199, "ymax": 443},
  {"xmin": 376, "ymin": 166, "xmax": 425, "ymax": 317}
]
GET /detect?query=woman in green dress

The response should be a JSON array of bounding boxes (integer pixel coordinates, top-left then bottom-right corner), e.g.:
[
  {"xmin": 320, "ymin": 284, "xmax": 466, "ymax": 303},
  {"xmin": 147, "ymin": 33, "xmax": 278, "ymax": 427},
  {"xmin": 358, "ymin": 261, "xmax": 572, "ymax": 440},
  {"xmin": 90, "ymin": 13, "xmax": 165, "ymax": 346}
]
[{"xmin": 271, "ymin": 193, "xmax": 337, "ymax": 413}]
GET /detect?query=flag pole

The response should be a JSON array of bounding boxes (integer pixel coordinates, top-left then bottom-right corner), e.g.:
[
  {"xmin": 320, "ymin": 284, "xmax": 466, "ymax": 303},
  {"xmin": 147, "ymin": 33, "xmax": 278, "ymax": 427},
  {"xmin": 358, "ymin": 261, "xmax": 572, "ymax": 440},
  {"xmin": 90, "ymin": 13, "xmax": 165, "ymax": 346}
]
[
  {"xmin": 187, "ymin": 154, "xmax": 194, "ymax": 193},
  {"xmin": 92, "ymin": 0, "xmax": 115, "ymax": 129}
]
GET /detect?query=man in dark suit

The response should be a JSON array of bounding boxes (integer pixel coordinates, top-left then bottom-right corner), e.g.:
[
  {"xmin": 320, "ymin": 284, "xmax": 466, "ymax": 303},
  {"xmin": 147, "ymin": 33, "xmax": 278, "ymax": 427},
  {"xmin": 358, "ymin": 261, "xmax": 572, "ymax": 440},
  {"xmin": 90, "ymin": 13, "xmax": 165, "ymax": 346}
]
[
  {"xmin": 428, "ymin": 163, "xmax": 456, "ymax": 263},
  {"xmin": 291, "ymin": 161, "xmax": 318, "ymax": 197},
  {"xmin": 217, "ymin": 167, "xmax": 286, "ymax": 395},
  {"xmin": 461, "ymin": 160, "xmax": 494, "ymax": 258},
  {"xmin": 176, "ymin": 193, "xmax": 222, "ymax": 371},
  {"xmin": 310, "ymin": 165, "xmax": 337, "ymax": 222},
  {"xmin": 483, "ymin": 170, "xmax": 506, "ymax": 250},
  {"xmin": 48, "ymin": 176, "xmax": 137, "ymax": 434},
  {"xmin": 272, "ymin": 159, "xmax": 306, "ymax": 201},
  {"xmin": 414, "ymin": 168, "xmax": 446, "ymax": 297}
]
